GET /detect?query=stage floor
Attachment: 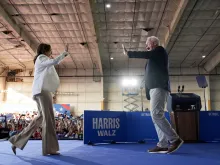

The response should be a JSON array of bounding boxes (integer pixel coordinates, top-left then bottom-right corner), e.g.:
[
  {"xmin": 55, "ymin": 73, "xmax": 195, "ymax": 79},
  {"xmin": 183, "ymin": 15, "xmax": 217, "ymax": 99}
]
[{"xmin": 0, "ymin": 140, "xmax": 219, "ymax": 165}]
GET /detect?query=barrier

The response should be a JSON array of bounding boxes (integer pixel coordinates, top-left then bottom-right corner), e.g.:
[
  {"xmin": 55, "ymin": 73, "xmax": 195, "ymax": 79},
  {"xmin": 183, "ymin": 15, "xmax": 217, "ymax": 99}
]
[
  {"xmin": 84, "ymin": 111, "xmax": 127, "ymax": 144},
  {"xmin": 126, "ymin": 112, "xmax": 170, "ymax": 142},
  {"xmin": 199, "ymin": 111, "xmax": 220, "ymax": 142},
  {"xmin": 84, "ymin": 110, "xmax": 170, "ymax": 144}
]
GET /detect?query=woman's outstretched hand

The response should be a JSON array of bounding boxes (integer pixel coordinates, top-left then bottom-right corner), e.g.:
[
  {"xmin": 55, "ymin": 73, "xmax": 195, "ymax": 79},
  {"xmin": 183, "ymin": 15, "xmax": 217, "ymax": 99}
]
[{"xmin": 62, "ymin": 51, "xmax": 69, "ymax": 57}]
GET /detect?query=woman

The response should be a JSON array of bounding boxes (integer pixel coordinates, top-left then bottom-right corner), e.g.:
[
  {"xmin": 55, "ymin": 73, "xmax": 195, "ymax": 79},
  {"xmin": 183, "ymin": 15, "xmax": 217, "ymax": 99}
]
[{"xmin": 9, "ymin": 43, "xmax": 69, "ymax": 156}]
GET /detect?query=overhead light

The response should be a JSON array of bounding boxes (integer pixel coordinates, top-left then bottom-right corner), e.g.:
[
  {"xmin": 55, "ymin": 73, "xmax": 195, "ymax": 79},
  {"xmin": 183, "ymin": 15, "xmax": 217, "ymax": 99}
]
[
  {"xmin": 110, "ymin": 57, "xmax": 113, "ymax": 60},
  {"xmin": 80, "ymin": 42, "xmax": 87, "ymax": 46},
  {"xmin": 202, "ymin": 55, "xmax": 206, "ymax": 58},
  {"xmin": 143, "ymin": 28, "xmax": 154, "ymax": 32},
  {"xmin": 106, "ymin": 4, "xmax": 111, "ymax": 8},
  {"xmin": 2, "ymin": 30, "xmax": 12, "ymax": 35},
  {"xmin": 50, "ymin": 13, "xmax": 60, "ymax": 16}
]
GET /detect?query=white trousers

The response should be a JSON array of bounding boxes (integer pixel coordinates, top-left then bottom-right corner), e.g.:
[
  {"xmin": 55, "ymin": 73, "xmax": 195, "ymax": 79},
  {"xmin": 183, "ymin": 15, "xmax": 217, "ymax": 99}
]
[
  {"xmin": 9, "ymin": 91, "xmax": 59, "ymax": 155},
  {"xmin": 150, "ymin": 88, "xmax": 179, "ymax": 148}
]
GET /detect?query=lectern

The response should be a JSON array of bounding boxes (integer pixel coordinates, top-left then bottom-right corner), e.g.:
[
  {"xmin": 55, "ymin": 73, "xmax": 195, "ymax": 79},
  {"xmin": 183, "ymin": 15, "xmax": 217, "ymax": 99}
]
[{"xmin": 167, "ymin": 90, "xmax": 201, "ymax": 142}]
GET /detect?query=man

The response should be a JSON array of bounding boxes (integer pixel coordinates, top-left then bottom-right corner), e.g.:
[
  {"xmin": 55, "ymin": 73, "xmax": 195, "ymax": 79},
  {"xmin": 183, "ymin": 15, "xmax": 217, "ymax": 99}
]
[{"xmin": 123, "ymin": 36, "xmax": 183, "ymax": 154}]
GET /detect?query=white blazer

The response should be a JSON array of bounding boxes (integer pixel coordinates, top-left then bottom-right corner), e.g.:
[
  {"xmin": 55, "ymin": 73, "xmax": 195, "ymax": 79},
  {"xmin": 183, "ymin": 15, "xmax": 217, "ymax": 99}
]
[{"xmin": 32, "ymin": 52, "xmax": 68, "ymax": 96}]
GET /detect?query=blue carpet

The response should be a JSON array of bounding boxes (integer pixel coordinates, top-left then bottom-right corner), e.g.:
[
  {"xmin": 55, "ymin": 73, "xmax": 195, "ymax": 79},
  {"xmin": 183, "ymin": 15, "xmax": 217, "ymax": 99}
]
[{"xmin": 0, "ymin": 140, "xmax": 219, "ymax": 165}]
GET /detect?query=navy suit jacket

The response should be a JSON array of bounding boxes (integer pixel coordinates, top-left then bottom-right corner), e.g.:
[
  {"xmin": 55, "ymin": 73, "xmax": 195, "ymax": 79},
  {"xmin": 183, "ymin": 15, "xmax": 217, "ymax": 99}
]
[{"xmin": 128, "ymin": 46, "xmax": 170, "ymax": 100}]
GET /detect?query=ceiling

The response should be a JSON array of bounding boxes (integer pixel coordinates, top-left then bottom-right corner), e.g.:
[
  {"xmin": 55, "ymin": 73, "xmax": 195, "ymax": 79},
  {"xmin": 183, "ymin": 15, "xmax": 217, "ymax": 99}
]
[
  {"xmin": 0, "ymin": 0, "xmax": 220, "ymax": 72},
  {"xmin": 0, "ymin": 0, "xmax": 102, "ymax": 72},
  {"xmin": 91, "ymin": 0, "xmax": 183, "ymax": 69},
  {"xmin": 167, "ymin": 0, "xmax": 220, "ymax": 68}
]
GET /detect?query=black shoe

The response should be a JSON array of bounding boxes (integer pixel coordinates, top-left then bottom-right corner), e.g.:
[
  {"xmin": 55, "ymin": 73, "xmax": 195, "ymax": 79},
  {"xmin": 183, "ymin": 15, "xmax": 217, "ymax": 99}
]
[
  {"xmin": 148, "ymin": 146, "xmax": 168, "ymax": 154},
  {"xmin": 11, "ymin": 145, "xmax": 16, "ymax": 155},
  {"xmin": 167, "ymin": 138, "xmax": 184, "ymax": 154},
  {"xmin": 49, "ymin": 152, "xmax": 60, "ymax": 155}
]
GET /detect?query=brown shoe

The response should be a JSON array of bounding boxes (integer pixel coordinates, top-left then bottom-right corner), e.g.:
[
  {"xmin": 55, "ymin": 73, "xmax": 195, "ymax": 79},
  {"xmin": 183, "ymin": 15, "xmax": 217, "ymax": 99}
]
[
  {"xmin": 148, "ymin": 146, "xmax": 168, "ymax": 154},
  {"xmin": 167, "ymin": 138, "xmax": 184, "ymax": 154}
]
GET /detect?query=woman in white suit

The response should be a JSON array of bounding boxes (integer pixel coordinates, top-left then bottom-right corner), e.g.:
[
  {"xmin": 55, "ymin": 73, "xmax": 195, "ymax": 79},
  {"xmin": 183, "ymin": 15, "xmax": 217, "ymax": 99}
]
[{"xmin": 9, "ymin": 43, "xmax": 69, "ymax": 156}]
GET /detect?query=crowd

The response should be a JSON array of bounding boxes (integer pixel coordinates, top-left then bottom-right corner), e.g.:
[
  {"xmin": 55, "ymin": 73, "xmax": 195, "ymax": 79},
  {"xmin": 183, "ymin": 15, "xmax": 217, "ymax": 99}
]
[{"xmin": 0, "ymin": 111, "xmax": 83, "ymax": 140}]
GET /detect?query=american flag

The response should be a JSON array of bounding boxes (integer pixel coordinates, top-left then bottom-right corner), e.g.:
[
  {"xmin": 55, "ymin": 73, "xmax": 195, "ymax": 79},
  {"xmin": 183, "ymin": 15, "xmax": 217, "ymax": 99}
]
[{"xmin": 53, "ymin": 104, "xmax": 71, "ymax": 116}]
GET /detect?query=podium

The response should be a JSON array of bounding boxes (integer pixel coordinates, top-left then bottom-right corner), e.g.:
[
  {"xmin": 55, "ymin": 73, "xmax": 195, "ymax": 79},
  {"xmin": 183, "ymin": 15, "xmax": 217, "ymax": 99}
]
[
  {"xmin": 170, "ymin": 111, "xmax": 199, "ymax": 142},
  {"xmin": 167, "ymin": 93, "xmax": 201, "ymax": 142}
]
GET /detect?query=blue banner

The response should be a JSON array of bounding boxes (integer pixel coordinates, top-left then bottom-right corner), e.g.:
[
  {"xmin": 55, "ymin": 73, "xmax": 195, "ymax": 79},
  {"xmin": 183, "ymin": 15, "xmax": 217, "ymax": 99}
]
[
  {"xmin": 84, "ymin": 111, "xmax": 127, "ymax": 144},
  {"xmin": 199, "ymin": 111, "xmax": 220, "ymax": 142},
  {"xmin": 84, "ymin": 111, "xmax": 170, "ymax": 144},
  {"xmin": 84, "ymin": 110, "xmax": 220, "ymax": 144},
  {"xmin": 126, "ymin": 112, "xmax": 170, "ymax": 142}
]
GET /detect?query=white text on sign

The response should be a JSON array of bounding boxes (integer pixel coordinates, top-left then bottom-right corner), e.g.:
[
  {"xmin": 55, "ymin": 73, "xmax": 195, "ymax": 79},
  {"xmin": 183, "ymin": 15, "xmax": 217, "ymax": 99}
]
[{"xmin": 92, "ymin": 118, "xmax": 120, "ymax": 137}]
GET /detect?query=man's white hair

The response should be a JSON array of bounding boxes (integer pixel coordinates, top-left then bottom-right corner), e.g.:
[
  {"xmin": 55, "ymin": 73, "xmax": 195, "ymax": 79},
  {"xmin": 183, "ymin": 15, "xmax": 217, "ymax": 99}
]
[{"xmin": 146, "ymin": 36, "xmax": 160, "ymax": 46}]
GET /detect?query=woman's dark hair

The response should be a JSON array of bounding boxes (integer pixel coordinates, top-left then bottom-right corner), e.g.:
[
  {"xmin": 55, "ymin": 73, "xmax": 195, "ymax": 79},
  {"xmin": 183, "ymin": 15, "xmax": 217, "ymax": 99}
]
[{"xmin": 33, "ymin": 43, "xmax": 51, "ymax": 64}]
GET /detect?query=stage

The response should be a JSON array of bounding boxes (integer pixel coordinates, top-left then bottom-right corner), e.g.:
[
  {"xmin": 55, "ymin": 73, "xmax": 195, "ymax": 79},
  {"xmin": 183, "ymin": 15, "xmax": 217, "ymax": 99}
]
[{"xmin": 0, "ymin": 140, "xmax": 219, "ymax": 165}]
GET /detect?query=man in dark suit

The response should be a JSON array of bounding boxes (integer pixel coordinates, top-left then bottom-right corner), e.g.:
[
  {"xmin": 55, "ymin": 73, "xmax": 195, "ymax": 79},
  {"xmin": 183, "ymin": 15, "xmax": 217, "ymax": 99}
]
[{"xmin": 123, "ymin": 36, "xmax": 183, "ymax": 154}]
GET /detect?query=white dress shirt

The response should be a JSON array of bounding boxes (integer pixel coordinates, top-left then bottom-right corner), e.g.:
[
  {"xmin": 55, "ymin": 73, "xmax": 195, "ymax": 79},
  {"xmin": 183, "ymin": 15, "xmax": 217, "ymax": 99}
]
[{"xmin": 32, "ymin": 52, "xmax": 68, "ymax": 96}]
